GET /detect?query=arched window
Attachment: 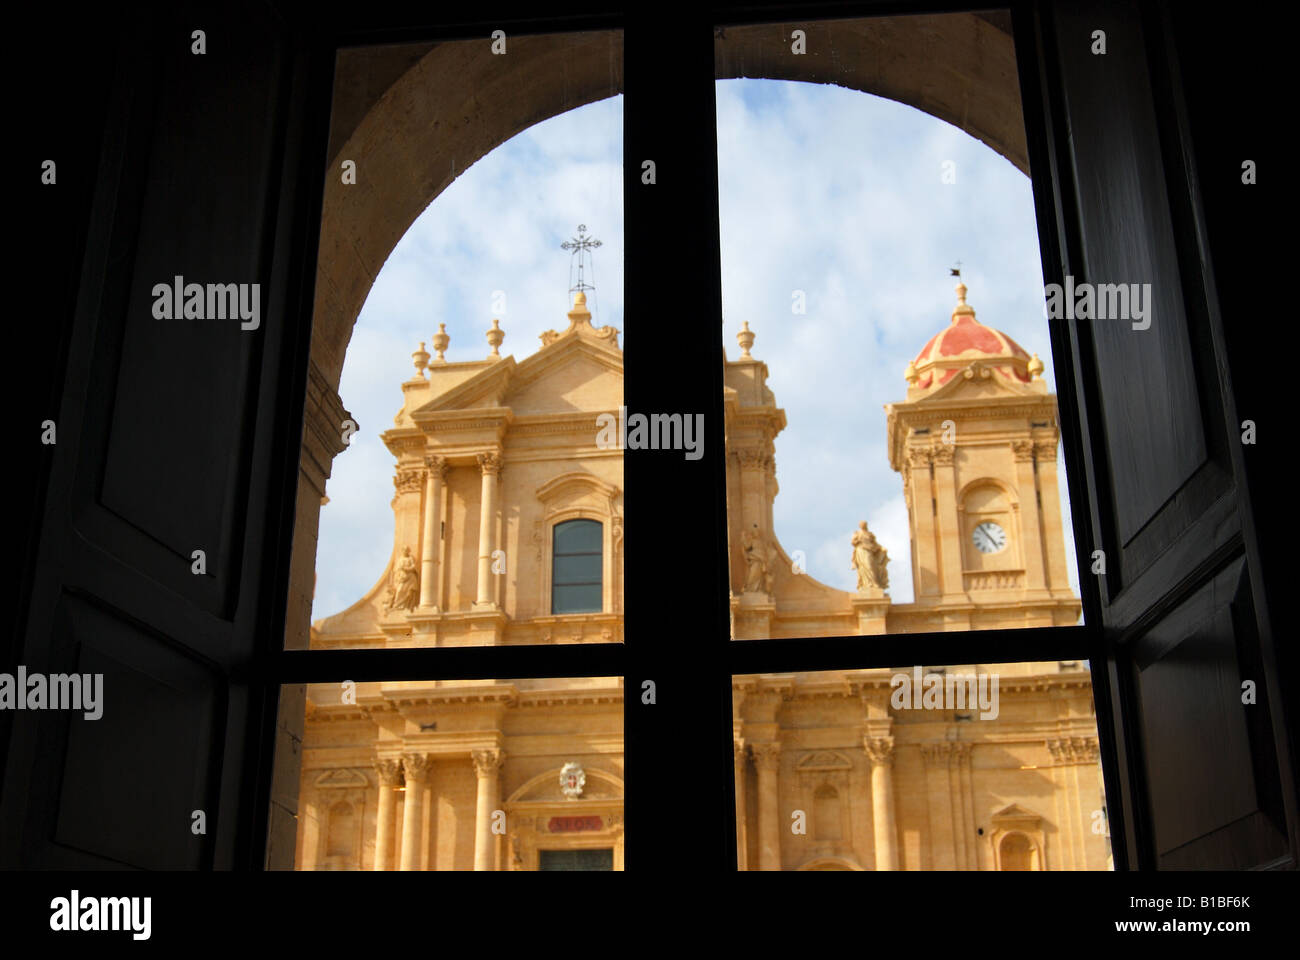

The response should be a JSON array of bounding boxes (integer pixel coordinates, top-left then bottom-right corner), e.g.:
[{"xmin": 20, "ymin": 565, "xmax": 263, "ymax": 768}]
[{"xmin": 552, "ymin": 519, "xmax": 603, "ymax": 614}]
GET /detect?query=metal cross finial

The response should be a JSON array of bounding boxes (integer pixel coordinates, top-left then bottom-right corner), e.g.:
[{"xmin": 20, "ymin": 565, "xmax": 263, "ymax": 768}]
[
  {"xmin": 561, "ymin": 224, "xmax": 602, "ymax": 295},
  {"xmin": 951, "ymin": 261, "xmax": 962, "ymax": 277}
]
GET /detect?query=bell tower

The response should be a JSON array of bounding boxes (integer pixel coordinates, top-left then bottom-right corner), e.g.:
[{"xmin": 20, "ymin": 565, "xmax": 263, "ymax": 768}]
[{"xmin": 885, "ymin": 280, "xmax": 1079, "ymax": 626}]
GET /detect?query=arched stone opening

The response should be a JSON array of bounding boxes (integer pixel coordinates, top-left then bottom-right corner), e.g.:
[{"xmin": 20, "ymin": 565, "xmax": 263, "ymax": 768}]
[{"xmin": 290, "ymin": 13, "xmax": 1026, "ymax": 650}]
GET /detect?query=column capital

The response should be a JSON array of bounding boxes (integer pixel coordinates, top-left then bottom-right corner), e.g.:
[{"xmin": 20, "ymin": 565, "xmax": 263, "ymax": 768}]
[
  {"xmin": 401, "ymin": 753, "xmax": 434, "ymax": 782},
  {"xmin": 375, "ymin": 758, "xmax": 403, "ymax": 786},
  {"xmin": 471, "ymin": 748, "xmax": 505, "ymax": 777},
  {"xmin": 920, "ymin": 742, "xmax": 952, "ymax": 766},
  {"xmin": 423, "ymin": 453, "xmax": 449, "ymax": 478},
  {"xmin": 1012, "ymin": 438, "xmax": 1036, "ymax": 461},
  {"xmin": 1047, "ymin": 736, "xmax": 1099, "ymax": 765},
  {"xmin": 863, "ymin": 736, "xmax": 895, "ymax": 766},
  {"xmin": 751, "ymin": 741, "xmax": 781, "ymax": 772},
  {"xmin": 476, "ymin": 451, "xmax": 503, "ymax": 476},
  {"xmin": 931, "ymin": 443, "xmax": 956, "ymax": 466},
  {"xmin": 394, "ymin": 466, "xmax": 424, "ymax": 495},
  {"xmin": 733, "ymin": 740, "xmax": 748, "ymax": 768},
  {"xmin": 1034, "ymin": 439, "xmax": 1059, "ymax": 461}
]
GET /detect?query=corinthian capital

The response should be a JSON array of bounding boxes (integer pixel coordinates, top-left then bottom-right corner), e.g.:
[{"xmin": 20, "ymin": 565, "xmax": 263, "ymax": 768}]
[
  {"xmin": 374, "ymin": 758, "xmax": 403, "ymax": 786},
  {"xmin": 477, "ymin": 451, "xmax": 503, "ymax": 476},
  {"xmin": 423, "ymin": 453, "xmax": 449, "ymax": 479},
  {"xmin": 863, "ymin": 736, "xmax": 895, "ymax": 766},
  {"xmin": 401, "ymin": 753, "xmax": 434, "ymax": 782},
  {"xmin": 751, "ymin": 742, "xmax": 781, "ymax": 772},
  {"xmin": 471, "ymin": 748, "xmax": 505, "ymax": 777}
]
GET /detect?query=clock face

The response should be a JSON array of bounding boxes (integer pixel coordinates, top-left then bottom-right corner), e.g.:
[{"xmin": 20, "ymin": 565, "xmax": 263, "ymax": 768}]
[{"xmin": 972, "ymin": 521, "xmax": 1007, "ymax": 554}]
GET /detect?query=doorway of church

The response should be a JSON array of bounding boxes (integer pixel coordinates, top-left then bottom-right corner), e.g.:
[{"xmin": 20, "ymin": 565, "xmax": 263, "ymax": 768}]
[{"xmin": 538, "ymin": 848, "xmax": 614, "ymax": 871}]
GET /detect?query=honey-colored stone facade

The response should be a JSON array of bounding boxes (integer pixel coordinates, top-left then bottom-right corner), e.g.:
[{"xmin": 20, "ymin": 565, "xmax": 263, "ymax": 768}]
[
  {"xmin": 729, "ymin": 283, "xmax": 1106, "ymax": 870},
  {"xmin": 297, "ymin": 282, "xmax": 1106, "ymax": 870}
]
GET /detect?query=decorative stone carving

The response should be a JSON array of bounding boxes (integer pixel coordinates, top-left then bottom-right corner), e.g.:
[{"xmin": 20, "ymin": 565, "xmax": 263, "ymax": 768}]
[
  {"xmin": 751, "ymin": 742, "xmax": 781, "ymax": 772},
  {"xmin": 394, "ymin": 467, "xmax": 423, "ymax": 495},
  {"xmin": 1012, "ymin": 439, "xmax": 1035, "ymax": 461},
  {"xmin": 907, "ymin": 447, "xmax": 933, "ymax": 468},
  {"xmin": 374, "ymin": 759, "xmax": 403, "ymax": 786},
  {"xmin": 423, "ymin": 453, "xmax": 448, "ymax": 479},
  {"xmin": 1047, "ymin": 737, "xmax": 1099, "ymax": 764},
  {"xmin": 559, "ymin": 761, "xmax": 586, "ymax": 799},
  {"xmin": 741, "ymin": 524, "xmax": 776, "ymax": 594},
  {"xmin": 863, "ymin": 737, "xmax": 895, "ymax": 766},
  {"xmin": 477, "ymin": 451, "xmax": 503, "ymax": 476},
  {"xmin": 931, "ymin": 444, "xmax": 956, "ymax": 466},
  {"xmin": 1034, "ymin": 440, "xmax": 1058, "ymax": 461},
  {"xmin": 401, "ymin": 753, "xmax": 433, "ymax": 781},
  {"xmin": 386, "ymin": 546, "xmax": 419, "ymax": 612},
  {"xmin": 472, "ymin": 748, "xmax": 505, "ymax": 778},
  {"xmin": 850, "ymin": 521, "xmax": 890, "ymax": 592}
]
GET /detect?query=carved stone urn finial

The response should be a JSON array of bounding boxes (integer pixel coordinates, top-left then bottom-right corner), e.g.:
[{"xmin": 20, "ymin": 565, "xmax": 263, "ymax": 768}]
[{"xmin": 431, "ymin": 322, "xmax": 449, "ymax": 362}]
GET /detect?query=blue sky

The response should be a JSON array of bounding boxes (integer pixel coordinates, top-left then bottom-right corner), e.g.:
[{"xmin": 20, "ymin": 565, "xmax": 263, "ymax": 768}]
[{"xmin": 311, "ymin": 79, "xmax": 1080, "ymax": 622}]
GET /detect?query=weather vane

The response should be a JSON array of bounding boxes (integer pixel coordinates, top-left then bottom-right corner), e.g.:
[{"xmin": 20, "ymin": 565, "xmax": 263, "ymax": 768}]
[{"xmin": 561, "ymin": 224, "xmax": 602, "ymax": 296}]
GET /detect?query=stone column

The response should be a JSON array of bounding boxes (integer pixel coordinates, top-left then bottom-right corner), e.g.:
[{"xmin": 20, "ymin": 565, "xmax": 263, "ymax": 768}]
[
  {"xmin": 298, "ymin": 796, "xmax": 320, "ymax": 871},
  {"xmin": 1012, "ymin": 440, "xmax": 1048, "ymax": 594},
  {"xmin": 373, "ymin": 759, "xmax": 402, "ymax": 871},
  {"xmin": 472, "ymin": 748, "xmax": 505, "ymax": 871},
  {"xmin": 906, "ymin": 448, "xmax": 940, "ymax": 598},
  {"xmin": 399, "ymin": 754, "xmax": 432, "ymax": 871},
  {"xmin": 474, "ymin": 452, "xmax": 502, "ymax": 608},
  {"xmin": 864, "ymin": 737, "xmax": 899, "ymax": 871},
  {"xmin": 752, "ymin": 742, "xmax": 782, "ymax": 871},
  {"xmin": 931, "ymin": 444, "xmax": 965, "ymax": 599},
  {"xmin": 1035, "ymin": 439, "xmax": 1072, "ymax": 593},
  {"xmin": 733, "ymin": 740, "xmax": 749, "ymax": 871},
  {"xmin": 419, "ymin": 455, "xmax": 447, "ymax": 609}
]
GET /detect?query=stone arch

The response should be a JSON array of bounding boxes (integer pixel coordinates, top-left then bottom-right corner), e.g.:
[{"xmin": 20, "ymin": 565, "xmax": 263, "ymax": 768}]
[
  {"xmin": 311, "ymin": 13, "xmax": 1021, "ymax": 399},
  {"xmin": 295, "ymin": 14, "xmax": 1026, "ymax": 647}
]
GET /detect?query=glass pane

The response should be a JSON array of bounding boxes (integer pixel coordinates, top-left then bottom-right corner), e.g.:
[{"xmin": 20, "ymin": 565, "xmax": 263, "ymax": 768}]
[
  {"xmin": 715, "ymin": 13, "xmax": 1084, "ymax": 640},
  {"xmin": 285, "ymin": 30, "xmax": 625, "ymax": 649},
  {"xmin": 732, "ymin": 661, "xmax": 1111, "ymax": 870},
  {"xmin": 553, "ymin": 553, "xmax": 601, "ymax": 585},
  {"xmin": 275, "ymin": 678, "xmax": 624, "ymax": 870},
  {"xmin": 554, "ymin": 518, "xmax": 602, "ymax": 554},
  {"xmin": 553, "ymin": 583, "xmax": 602, "ymax": 615}
]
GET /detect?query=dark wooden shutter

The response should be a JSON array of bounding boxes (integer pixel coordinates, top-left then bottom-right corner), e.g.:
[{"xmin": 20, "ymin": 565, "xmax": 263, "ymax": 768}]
[
  {"xmin": 1, "ymin": 2, "xmax": 325, "ymax": 869},
  {"xmin": 1030, "ymin": 0, "xmax": 1295, "ymax": 869}
]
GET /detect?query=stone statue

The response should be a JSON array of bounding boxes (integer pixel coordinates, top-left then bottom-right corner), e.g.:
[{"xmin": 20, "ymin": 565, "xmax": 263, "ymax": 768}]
[
  {"xmin": 742, "ymin": 525, "xmax": 771, "ymax": 594},
  {"xmin": 387, "ymin": 546, "xmax": 419, "ymax": 612},
  {"xmin": 851, "ymin": 521, "xmax": 889, "ymax": 592}
]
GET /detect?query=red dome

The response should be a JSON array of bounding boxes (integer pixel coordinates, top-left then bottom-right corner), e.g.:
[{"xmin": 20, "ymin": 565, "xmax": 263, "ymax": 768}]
[{"xmin": 906, "ymin": 282, "xmax": 1037, "ymax": 391}]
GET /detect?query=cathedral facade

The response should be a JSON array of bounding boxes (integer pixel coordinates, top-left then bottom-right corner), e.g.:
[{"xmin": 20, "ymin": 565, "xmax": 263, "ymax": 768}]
[{"xmin": 295, "ymin": 280, "xmax": 1108, "ymax": 870}]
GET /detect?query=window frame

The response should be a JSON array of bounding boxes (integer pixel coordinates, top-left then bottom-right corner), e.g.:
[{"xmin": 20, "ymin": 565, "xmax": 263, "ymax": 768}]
[{"xmin": 271, "ymin": 0, "xmax": 1122, "ymax": 873}]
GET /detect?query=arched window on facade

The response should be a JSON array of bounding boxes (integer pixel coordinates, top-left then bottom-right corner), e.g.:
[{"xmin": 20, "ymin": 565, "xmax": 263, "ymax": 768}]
[{"xmin": 552, "ymin": 519, "xmax": 603, "ymax": 614}]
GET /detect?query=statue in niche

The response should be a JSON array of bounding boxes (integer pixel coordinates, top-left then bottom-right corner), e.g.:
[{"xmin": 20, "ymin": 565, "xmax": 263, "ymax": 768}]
[
  {"xmin": 742, "ymin": 524, "xmax": 775, "ymax": 594},
  {"xmin": 851, "ymin": 521, "xmax": 889, "ymax": 592},
  {"xmin": 387, "ymin": 546, "xmax": 419, "ymax": 612}
]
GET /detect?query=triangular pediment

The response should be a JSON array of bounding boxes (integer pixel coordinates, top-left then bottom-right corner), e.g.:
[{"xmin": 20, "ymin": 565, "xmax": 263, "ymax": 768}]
[
  {"xmin": 506, "ymin": 336, "xmax": 623, "ymax": 416},
  {"xmin": 991, "ymin": 802, "xmax": 1041, "ymax": 822},
  {"xmin": 411, "ymin": 357, "xmax": 518, "ymax": 415},
  {"xmin": 315, "ymin": 767, "xmax": 370, "ymax": 789}
]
